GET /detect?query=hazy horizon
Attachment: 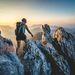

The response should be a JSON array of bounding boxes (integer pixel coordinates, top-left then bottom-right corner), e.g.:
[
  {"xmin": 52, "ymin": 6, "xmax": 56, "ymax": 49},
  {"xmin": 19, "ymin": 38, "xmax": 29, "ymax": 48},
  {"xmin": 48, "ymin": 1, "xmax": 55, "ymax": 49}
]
[{"xmin": 0, "ymin": 0, "xmax": 75, "ymax": 26}]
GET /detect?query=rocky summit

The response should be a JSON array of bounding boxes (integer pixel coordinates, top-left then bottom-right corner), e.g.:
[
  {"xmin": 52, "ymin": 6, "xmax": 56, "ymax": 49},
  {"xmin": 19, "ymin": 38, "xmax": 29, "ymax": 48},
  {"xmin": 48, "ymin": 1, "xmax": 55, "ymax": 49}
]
[{"xmin": 0, "ymin": 24, "xmax": 75, "ymax": 75}]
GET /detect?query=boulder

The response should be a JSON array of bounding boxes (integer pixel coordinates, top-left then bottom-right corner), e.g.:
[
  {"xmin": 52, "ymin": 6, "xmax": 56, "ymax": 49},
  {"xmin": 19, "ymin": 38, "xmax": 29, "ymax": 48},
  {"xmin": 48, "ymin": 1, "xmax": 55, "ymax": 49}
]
[{"xmin": 0, "ymin": 36, "xmax": 24, "ymax": 75}]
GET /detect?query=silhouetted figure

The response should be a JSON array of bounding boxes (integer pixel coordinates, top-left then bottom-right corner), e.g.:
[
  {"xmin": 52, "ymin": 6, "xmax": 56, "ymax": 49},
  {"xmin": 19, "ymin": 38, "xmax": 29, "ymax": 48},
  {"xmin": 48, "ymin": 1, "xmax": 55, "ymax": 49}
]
[{"xmin": 15, "ymin": 18, "xmax": 33, "ymax": 55}]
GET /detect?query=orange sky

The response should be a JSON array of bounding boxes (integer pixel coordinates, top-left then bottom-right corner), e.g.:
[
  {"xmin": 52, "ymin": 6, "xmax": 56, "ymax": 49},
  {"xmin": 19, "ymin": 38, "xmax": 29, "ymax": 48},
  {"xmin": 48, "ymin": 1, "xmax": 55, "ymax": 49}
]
[
  {"xmin": 0, "ymin": 0, "xmax": 75, "ymax": 26},
  {"xmin": 0, "ymin": 12, "xmax": 75, "ymax": 26},
  {"xmin": 0, "ymin": 11, "xmax": 75, "ymax": 27}
]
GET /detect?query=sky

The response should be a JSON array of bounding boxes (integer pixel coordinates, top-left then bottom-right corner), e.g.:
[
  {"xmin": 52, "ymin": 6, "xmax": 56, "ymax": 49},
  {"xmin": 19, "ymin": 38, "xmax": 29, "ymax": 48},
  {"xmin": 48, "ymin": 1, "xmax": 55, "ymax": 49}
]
[{"xmin": 0, "ymin": 0, "xmax": 75, "ymax": 26}]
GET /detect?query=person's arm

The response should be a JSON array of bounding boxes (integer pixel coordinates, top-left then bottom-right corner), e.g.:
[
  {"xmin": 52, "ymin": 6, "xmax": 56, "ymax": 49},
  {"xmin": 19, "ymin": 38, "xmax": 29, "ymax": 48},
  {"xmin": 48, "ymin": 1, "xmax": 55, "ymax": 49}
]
[{"xmin": 25, "ymin": 25, "xmax": 33, "ymax": 37}]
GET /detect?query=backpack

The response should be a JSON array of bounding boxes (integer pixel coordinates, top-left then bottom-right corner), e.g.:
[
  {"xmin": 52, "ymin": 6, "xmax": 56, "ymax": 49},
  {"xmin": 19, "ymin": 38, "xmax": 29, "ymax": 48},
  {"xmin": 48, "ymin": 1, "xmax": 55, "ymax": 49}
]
[{"xmin": 15, "ymin": 22, "xmax": 22, "ymax": 36}]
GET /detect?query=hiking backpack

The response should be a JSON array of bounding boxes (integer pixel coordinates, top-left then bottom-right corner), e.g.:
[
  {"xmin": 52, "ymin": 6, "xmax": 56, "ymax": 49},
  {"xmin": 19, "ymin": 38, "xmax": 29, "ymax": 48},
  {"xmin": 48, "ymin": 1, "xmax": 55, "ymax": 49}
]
[{"xmin": 15, "ymin": 22, "xmax": 22, "ymax": 35}]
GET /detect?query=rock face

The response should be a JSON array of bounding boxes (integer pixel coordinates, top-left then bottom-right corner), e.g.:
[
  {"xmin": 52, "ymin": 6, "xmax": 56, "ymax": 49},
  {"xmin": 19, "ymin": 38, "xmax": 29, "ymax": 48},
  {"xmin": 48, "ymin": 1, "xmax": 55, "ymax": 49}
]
[
  {"xmin": 53, "ymin": 27, "xmax": 75, "ymax": 61},
  {"xmin": 0, "ymin": 36, "xmax": 24, "ymax": 75},
  {"xmin": 42, "ymin": 24, "xmax": 71, "ymax": 75},
  {"xmin": 42, "ymin": 24, "xmax": 75, "ymax": 75},
  {"xmin": 23, "ymin": 40, "xmax": 52, "ymax": 75}
]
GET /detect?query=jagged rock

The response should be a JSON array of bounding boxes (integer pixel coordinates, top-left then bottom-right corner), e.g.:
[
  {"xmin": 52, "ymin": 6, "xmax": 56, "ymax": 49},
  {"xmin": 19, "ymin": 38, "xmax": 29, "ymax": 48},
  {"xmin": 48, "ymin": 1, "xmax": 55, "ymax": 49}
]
[
  {"xmin": 42, "ymin": 24, "xmax": 53, "ymax": 44},
  {"xmin": 53, "ymin": 27, "xmax": 75, "ymax": 61},
  {"xmin": 0, "ymin": 36, "xmax": 16, "ymax": 52},
  {"xmin": 23, "ymin": 40, "xmax": 52, "ymax": 75},
  {"xmin": 1, "ymin": 24, "xmax": 75, "ymax": 75},
  {"xmin": 44, "ymin": 43, "xmax": 70, "ymax": 75},
  {"xmin": 35, "ymin": 40, "xmax": 71, "ymax": 75},
  {"xmin": 42, "ymin": 24, "xmax": 71, "ymax": 75},
  {"xmin": 0, "ymin": 36, "xmax": 24, "ymax": 75}
]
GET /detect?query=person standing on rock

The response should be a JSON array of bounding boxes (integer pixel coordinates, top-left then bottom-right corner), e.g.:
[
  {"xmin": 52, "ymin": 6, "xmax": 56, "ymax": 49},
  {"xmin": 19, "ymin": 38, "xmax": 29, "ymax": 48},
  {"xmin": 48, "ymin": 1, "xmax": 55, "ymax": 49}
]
[{"xmin": 15, "ymin": 18, "xmax": 33, "ymax": 55}]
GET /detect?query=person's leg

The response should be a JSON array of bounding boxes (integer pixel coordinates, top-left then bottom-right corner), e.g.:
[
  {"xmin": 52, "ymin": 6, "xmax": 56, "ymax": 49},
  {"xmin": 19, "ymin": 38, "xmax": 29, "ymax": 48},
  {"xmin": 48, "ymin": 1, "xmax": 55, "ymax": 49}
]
[
  {"xmin": 24, "ymin": 35, "xmax": 28, "ymax": 48},
  {"xmin": 16, "ymin": 41, "xmax": 21, "ymax": 55},
  {"xmin": 23, "ymin": 35, "xmax": 28, "ymax": 55}
]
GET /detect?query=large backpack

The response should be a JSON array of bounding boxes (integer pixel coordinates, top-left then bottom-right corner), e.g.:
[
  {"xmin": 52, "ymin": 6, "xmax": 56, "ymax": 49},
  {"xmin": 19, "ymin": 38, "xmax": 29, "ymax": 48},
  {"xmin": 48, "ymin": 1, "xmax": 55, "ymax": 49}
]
[{"xmin": 15, "ymin": 22, "xmax": 22, "ymax": 36}]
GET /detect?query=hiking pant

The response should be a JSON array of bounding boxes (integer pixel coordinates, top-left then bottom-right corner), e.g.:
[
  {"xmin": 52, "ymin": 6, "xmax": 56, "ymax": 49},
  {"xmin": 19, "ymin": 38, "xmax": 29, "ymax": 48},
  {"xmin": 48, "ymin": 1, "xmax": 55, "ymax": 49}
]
[{"xmin": 16, "ymin": 33, "xmax": 27, "ymax": 55}]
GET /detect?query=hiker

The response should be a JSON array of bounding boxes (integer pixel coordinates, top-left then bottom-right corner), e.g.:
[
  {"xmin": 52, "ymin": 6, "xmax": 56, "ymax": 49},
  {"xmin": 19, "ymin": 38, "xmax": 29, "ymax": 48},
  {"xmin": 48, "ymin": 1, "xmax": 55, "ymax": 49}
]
[{"xmin": 15, "ymin": 18, "xmax": 33, "ymax": 55}]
